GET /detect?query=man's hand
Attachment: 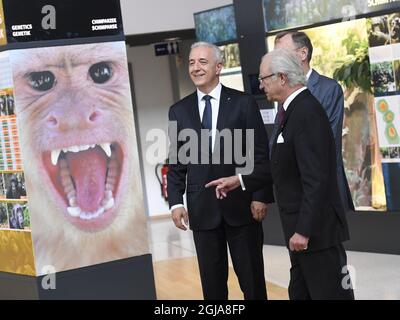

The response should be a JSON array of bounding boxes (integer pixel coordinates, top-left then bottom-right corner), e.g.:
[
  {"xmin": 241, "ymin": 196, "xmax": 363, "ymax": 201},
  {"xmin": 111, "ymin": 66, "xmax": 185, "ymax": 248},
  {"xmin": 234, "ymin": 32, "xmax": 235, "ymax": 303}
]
[
  {"xmin": 205, "ymin": 176, "xmax": 240, "ymax": 199},
  {"xmin": 289, "ymin": 233, "xmax": 309, "ymax": 252},
  {"xmin": 171, "ymin": 207, "xmax": 189, "ymax": 231},
  {"xmin": 251, "ymin": 201, "xmax": 268, "ymax": 222}
]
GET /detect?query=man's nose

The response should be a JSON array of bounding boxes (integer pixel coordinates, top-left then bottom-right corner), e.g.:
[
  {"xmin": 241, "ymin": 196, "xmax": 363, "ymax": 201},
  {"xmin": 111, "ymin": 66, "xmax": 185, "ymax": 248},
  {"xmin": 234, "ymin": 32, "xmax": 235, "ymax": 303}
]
[{"xmin": 193, "ymin": 61, "xmax": 201, "ymax": 70}]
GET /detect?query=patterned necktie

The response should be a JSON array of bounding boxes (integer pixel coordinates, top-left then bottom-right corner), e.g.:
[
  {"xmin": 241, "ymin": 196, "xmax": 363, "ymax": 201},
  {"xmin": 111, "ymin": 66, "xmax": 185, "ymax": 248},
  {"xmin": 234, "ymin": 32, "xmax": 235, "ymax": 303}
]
[
  {"xmin": 277, "ymin": 104, "xmax": 286, "ymax": 127},
  {"xmin": 202, "ymin": 95, "xmax": 212, "ymax": 155}
]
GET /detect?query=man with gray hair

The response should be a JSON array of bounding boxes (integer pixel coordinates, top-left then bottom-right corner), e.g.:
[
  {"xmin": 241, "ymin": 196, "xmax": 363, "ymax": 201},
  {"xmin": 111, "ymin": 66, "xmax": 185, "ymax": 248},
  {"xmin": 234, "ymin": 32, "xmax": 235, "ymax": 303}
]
[
  {"xmin": 274, "ymin": 31, "xmax": 354, "ymax": 214},
  {"xmin": 168, "ymin": 41, "xmax": 273, "ymax": 299},
  {"xmin": 206, "ymin": 49, "xmax": 354, "ymax": 300}
]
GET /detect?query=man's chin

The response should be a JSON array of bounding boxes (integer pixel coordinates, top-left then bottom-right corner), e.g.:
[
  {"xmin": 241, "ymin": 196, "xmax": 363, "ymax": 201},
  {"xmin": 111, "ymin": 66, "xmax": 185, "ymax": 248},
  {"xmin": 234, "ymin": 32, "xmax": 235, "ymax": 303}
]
[{"xmin": 193, "ymin": 80, "xmax": 206, "ymax": 88}]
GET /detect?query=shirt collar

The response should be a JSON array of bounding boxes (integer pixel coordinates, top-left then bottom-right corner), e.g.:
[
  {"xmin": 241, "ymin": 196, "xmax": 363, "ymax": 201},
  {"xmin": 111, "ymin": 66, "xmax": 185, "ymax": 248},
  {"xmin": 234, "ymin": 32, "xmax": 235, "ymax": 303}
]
[
  {"xmin": 283, "ymin": 86, "xmax": 307, "ymax": 111},
  {"xmin": 197, "ymin": 82, "xmax": 222, "ymax": 102},
  {"xmin": 305, "ymin": 68, "xmax": 312, "ymax": 80}
]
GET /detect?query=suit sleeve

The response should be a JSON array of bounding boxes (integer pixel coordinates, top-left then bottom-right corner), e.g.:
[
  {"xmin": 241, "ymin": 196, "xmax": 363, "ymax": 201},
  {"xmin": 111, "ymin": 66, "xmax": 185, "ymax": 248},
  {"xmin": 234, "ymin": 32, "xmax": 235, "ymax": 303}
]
[
  {"xmin": 241, "ymin": 97, "xmax": 274, "ymax": 197},
  {"xmin": 294, "ymin": 110, "xmax": 330, "ymax": 237},
  {"xmin": 167, "ymin": 107, "xmax": 187, "ymax": 208},
  {"xmin": 324, "ymin": 83, "xmax": 344, "ymax": 167}
]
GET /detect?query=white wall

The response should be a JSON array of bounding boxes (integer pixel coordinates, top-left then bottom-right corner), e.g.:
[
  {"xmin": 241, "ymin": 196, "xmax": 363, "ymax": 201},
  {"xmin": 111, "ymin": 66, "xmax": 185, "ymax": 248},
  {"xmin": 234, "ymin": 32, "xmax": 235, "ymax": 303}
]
[
  {"xmin": 122, "ymin": 1, "xmax": 234, "ymax": 216},
  {"xmin": 120, "ymin": 0, "xmax": 233, "ymax": 35},
  {"xmin": 127, "ymin": 45, "xmax": 174, "ymax": 216},
  {"xmin": 175, "ymin": 40, "xmax": 196, "ymax": 98}
]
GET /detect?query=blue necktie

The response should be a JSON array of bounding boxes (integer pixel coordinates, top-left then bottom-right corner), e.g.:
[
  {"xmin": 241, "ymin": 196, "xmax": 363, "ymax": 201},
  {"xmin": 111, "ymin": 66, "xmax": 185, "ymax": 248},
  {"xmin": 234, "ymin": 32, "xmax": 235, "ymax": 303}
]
[{"xmin": 202, "ymin": 95, "xmax": 212, "ymax": 155}]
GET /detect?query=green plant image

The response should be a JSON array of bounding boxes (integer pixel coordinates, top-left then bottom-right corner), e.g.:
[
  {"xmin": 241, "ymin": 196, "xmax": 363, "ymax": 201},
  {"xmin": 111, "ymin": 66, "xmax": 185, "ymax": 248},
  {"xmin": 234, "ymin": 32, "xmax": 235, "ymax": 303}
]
[
  {"xmin": 333, "ymin": 40, "xmax": 372, "ymax": 93},
  {"xmin": 23, "ymin": 206, "xmax": 30, "ymax": 229},
  {"xmin": 267, "ymin": 18, "xmax": 388, "ymax": 210},
  {"xmin": 0, "ymin": 203, "xmax": 7, "ymax": 228}
]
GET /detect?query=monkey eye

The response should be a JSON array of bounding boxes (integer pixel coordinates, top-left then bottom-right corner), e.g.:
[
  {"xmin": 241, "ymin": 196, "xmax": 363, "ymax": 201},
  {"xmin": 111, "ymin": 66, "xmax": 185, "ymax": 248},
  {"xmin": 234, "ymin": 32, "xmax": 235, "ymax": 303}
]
[
  {"xmin": 89, "ymin": 62, "xmax": 113, "ymax": 84},
  {"xmin": 28, "ymin": 71, "xmax": 56, "ymax": 91}
]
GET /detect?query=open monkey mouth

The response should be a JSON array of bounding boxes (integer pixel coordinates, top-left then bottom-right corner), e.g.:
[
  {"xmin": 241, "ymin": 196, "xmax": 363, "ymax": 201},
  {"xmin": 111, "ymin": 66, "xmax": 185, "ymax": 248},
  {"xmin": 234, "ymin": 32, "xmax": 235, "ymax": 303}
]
[{"xmin": 42, "ymin": 142, "xmax": 123, "ymax": 232}]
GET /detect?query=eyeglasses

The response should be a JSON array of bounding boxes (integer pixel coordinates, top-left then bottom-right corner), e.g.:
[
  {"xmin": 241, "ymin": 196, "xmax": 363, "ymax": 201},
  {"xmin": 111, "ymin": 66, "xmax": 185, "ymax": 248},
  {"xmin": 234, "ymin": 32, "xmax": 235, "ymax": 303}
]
[{"xmin": 258, "ymin": 73, "xmax": 276, "ymax": 82}]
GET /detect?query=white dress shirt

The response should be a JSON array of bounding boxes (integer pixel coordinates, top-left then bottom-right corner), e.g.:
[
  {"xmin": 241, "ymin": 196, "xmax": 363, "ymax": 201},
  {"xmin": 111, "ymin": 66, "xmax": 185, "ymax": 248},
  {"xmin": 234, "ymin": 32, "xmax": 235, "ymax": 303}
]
[
  {"xmin": 306, "ymin": 68, "xmax": 312, "ymax": 81},
  {"xmin": 282, "ymin": 86, "xmax": 307, "ymax": 111},
  {"xmin": 170, "ymin": 83, "xmax": 222, "ymax": 212}
]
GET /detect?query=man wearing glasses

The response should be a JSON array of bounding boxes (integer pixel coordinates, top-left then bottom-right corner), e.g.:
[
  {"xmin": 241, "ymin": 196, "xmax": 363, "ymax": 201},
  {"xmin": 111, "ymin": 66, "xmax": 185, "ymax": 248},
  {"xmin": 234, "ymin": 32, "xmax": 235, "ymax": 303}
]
[
  {"xmin": 274, "ymin": 31, "xmax": 354, "ymax": 214},
  {"xmin": 206, "ymin": 49, "xmax": 354, "ymax": 300}
]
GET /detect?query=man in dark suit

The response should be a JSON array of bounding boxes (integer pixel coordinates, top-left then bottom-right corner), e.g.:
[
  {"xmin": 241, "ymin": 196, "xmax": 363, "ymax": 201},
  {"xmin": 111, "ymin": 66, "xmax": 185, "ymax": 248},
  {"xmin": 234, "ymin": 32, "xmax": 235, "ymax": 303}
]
[
  {"xmin": 274, "ymin": 31, "xmax": 354, "ymax": 212},
  {"xmin": 206, "ymin": 49, "xmax": 354, "ymax": 300},
  {"xmin": 167, "ymin": 42, "xmax": 273, "ymax": 300}
]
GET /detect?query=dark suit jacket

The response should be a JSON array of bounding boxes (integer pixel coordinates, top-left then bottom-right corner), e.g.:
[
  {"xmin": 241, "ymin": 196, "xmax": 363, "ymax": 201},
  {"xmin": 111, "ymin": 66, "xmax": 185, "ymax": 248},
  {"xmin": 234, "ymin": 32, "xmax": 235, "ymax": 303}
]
[
  {"xmin": 269, "ymin": 70, "xmax": 354, "ymax": 211},
  {"xmin": 167, "ymin": 85, "xmax": 273, "ymax": 230},
  {"xmin": 244, "ymin": 89, "xmax": 350, "ymax": 252},
  {"xmin": 308, "ymin": 70, "xmax": 354, "ymax": 211}
]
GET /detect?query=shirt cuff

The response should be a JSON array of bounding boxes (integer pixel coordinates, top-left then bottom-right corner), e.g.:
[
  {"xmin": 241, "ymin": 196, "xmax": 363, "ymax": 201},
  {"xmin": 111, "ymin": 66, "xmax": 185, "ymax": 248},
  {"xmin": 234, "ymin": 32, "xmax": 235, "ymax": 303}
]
[
  {"xmin": 238, "ymin": 174, "xmax": 246, "ymax": 191},
  {"xmin": 170, "ymin": 204, "xmax": 184, "ymax": 213}
]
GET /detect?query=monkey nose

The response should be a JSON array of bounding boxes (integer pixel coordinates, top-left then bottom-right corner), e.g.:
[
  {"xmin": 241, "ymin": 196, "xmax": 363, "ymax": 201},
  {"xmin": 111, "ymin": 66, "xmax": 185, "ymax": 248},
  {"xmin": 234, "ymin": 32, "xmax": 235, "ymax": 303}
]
[
  {"xmin": 46, "ymin": 109, "xmax": 103, "ymax": 131},
  {"xmin": 88, "ymin": 111, "xmax": 101, "ymax": 123},
  {"xmin": 46, "ymin": 115, "xmax": 58, "ymax": 128}
]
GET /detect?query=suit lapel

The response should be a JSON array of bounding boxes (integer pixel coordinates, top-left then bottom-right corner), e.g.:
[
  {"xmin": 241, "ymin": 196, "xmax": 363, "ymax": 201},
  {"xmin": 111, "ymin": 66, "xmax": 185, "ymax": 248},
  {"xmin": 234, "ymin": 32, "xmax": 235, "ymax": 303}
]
[
  {"xmin": 216, "ymin": 85, "xmax": 231, "ymax": 132},
  {"xmin": 271, "ymin": 89, "xmax": 310, "ymax": 157},
  {"xmin": 185, "ymin": 92, "xmax": 202, "ymax": 135},
  {"xmin": 307, "ymin": 69, "xmax": 319, "ymax": 94}
]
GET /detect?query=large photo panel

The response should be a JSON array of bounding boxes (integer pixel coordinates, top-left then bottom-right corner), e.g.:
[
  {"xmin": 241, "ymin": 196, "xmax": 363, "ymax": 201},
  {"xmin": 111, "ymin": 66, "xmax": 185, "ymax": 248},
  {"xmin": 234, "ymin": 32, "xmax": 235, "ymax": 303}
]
[{"xmin": 9, "ymin": 41, "xmax": 149, "ymax": 275}]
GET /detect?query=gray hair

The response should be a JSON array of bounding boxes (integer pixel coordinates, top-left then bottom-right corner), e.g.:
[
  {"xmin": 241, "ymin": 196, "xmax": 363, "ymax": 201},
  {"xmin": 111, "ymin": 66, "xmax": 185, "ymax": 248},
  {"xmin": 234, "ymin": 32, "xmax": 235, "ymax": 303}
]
[
  {"xmin": 191, "ymin": 41, "xmax": 224, "ymax": 64},
  {"xmin": 262, "ymin": 48, "xmax": 307, "ymax": 87}
]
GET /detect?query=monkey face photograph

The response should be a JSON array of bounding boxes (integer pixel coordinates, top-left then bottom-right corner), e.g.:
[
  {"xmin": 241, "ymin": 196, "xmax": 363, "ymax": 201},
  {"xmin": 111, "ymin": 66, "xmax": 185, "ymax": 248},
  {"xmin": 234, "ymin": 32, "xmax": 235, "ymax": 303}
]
[
  {"xmin": 367, "ymin": 16, "xmax": 391, "ymax": 47},
  {"xmin": 10, "ymin": 41, "xmax": 148, "ymax": 274},
  {"xmin": 371, "ymin": 62, "xmax": 396, "ymax": 95},
  {"xmin": 3, "ymin": 173, "xmax": 26, "ymax": 200},
  {"xmin": 7, "ymin": 203, "xmax": 29, "ymax": 231},
  {"xmin": 389, "ymin": 14, "xmax": 400, "ymax": 44},
  {"xmin": 0, "ymin": 95, "xmax": 7, "ymax": 116},
  {"xmin": 0, "ymin": 90, "xmax": 15, "ymax": 116}
]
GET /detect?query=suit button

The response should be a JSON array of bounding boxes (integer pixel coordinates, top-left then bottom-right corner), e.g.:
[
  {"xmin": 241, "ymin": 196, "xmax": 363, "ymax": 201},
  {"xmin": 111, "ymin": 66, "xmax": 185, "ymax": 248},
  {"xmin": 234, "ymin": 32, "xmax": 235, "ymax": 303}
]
[
  {"xmin": 274, "ymin": 161, "xmax": 278, "ymax": 165},
  {"xmin": 279, "ymin": 207, "xmax": 283, "ymax": 211}
]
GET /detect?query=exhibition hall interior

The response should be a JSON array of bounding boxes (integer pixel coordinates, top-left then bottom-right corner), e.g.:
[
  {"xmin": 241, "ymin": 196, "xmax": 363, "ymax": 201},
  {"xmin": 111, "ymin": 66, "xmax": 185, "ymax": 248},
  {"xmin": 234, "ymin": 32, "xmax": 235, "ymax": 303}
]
[{"xmin": 0, "ymin": 0, "xmax": 399, "ymax": 300}]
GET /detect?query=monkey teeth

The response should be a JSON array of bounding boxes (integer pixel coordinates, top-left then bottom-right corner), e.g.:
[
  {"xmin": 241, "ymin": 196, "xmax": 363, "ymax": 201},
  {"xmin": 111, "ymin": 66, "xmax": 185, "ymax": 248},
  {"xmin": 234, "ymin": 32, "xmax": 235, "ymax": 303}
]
[
  {"xmin": 67, "ymin": 196, "xmax": 114, "ymax": 220},
  {"xmin": 51, "ymin": 143, "xmax": 112, "ymax": 166},
  {"xmin": 58, "ymin": 149, "xmax": 119, "ymax": 221}
]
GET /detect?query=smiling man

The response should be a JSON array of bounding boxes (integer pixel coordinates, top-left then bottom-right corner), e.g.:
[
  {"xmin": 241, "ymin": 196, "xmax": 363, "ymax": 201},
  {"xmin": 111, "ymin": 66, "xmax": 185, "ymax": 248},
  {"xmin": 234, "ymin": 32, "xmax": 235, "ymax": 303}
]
[{"xmin": 167, "ymin": 42, "xmax": 273, "ymax": 300}]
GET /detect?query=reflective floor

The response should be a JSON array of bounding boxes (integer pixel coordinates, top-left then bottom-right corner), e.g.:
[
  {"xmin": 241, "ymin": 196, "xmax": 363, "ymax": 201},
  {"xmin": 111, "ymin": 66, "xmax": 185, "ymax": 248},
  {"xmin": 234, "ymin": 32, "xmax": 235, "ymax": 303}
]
[{"xmin": 149, "ymin": 217, "xmax": 400, "ymax": 300}]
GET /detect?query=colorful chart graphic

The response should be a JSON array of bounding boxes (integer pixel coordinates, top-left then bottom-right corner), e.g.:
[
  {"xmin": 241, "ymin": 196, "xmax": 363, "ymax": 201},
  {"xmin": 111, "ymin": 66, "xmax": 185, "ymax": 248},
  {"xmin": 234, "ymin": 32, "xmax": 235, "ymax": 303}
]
[
  {"xmin": 376, "ymin": 98, "xmax": 400, "ymax": 145},
  {"xmin": 0, "ymin": 116, "xmax": 22, "ymax": 171}
]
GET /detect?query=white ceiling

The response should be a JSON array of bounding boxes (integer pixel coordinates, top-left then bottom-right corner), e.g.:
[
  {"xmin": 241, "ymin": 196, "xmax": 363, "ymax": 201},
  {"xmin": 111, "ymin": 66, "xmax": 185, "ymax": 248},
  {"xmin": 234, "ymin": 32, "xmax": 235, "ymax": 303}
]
[{"xmin": 120, "ymin": 0, "xmax": 233, "ymax": 35}]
